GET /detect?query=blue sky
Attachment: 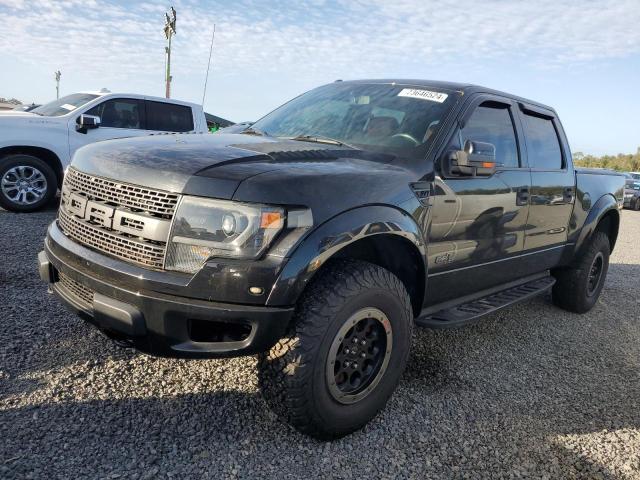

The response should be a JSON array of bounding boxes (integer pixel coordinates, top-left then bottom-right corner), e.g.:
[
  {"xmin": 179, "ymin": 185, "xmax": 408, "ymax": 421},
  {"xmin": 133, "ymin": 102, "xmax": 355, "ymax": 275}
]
[{"xmin": 1, "ymin": 0, "xmax": 639, "ymax": 155}]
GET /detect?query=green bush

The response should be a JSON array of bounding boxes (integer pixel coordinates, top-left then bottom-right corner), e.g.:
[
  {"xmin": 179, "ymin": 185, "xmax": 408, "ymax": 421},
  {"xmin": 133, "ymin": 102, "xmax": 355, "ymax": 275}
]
[{"xmin": 573, "ymin": 148, "xmax": 640, "ymax": 172}]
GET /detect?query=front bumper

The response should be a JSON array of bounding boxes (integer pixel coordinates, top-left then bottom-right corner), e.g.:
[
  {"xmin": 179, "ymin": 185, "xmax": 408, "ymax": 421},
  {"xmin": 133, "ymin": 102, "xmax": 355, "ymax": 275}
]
[{"xmin": 39, "ymin": 224, "xmax": 294, "ymax": 359}]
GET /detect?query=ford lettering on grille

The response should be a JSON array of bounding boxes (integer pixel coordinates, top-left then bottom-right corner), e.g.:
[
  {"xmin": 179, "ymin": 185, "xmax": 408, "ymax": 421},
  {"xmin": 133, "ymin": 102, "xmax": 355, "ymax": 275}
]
[{"xmin": 57, "ymin": 168, "xmax": 178, "ymax": 269}]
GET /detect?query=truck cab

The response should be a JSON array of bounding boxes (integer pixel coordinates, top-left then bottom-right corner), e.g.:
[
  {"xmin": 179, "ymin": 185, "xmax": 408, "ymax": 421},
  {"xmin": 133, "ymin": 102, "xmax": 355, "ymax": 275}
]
[{"xmin": 0, "ymin": 90, "xmax": 207, "ymax": 212}]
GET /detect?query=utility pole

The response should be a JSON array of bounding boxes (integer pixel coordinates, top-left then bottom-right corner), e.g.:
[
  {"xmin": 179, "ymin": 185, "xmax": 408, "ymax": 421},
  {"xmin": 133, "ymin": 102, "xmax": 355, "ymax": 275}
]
[
  {"xmin": 54, "ymin": 70, "xmax": 61, "ymax": 99},
  {"xmin": 163, "ymin": 7, "xmax": 177, "ymax": 98}
]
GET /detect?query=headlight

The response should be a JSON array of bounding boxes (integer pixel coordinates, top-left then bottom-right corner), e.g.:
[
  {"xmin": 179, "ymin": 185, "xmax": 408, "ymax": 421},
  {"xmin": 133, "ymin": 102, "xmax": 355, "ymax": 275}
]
[{"xmin": 165, "ymin": 196, "xmax": 285, "ymax": 273}]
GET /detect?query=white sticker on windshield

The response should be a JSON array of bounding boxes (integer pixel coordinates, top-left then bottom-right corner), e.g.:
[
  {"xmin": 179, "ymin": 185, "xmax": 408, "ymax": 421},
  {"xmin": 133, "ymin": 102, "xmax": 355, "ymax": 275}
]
[
  {"xmin": 398, "ymin": 88, "xmax": 448, "ymax": 103},
  {"xmin": 60, "ymin": 104, "xmax": 76, "ymax": 111}
]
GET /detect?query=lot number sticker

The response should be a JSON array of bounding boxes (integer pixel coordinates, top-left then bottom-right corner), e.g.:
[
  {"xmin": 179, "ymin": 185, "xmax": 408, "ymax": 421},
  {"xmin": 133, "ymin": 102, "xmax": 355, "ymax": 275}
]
[{"xmin": 398, "ymin": 88, "xmax": 448, "ymax": 103}]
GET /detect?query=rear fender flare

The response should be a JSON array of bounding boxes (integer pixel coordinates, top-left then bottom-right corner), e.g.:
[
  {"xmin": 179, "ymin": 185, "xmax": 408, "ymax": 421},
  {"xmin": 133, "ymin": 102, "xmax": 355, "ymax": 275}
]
[{"xmin": 574, "ymin": 193, "xmax": 619, "ymax": 258}]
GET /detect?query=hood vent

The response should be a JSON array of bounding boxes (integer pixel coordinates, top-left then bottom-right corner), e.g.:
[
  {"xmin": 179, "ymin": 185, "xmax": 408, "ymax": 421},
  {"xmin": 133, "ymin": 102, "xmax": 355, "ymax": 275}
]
[{"xmin": 230, "ymin": 141, "xmax": 354, "ymax": 162}]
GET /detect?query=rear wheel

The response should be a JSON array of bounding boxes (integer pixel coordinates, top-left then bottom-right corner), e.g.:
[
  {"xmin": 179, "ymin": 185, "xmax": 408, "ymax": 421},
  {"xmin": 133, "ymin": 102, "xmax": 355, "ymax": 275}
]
[
  {"xmin": 0, "ymin": 154, "xmax": 57, "ymax": 212},
  {"xmin": 258, "ymin": 260, "xmax": 413, "ymax": 440},
  {"xmin": 552, "ymin": 232, "xmax": 610, "ymax": 313}
]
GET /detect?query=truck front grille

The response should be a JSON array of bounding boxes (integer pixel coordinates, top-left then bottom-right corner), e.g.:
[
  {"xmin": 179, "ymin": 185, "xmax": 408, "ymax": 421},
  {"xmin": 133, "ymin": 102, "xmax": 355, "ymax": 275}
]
[
  {"xmin": 65, "ymin": 168, "xmax": 179, "ymax": 217},
  {"xmin": 58, "ymin": 168, "xmax": 177, "ymax": 270},
  {"xmin": 58, "ymin": 272, "xmax": 93, "ymax": 309},
  {"xmin": 58, "ymin": 209, "xmax": 167, "ymax": 269}
]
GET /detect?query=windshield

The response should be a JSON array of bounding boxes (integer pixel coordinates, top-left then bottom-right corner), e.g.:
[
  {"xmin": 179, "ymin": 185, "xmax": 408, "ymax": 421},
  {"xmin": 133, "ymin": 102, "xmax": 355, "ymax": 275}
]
[
  {"xmin": 251, "ymin": 83, "xmax": 459, "ymax": 160},
  {"xmin": 31, "ymin": 93, "xmax": 99, "ymax": 117}
]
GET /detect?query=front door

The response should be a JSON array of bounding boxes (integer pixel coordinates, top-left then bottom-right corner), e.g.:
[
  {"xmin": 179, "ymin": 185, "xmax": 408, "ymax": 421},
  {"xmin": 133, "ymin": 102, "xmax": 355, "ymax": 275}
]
[
  {"xmin": 68, "ymin": 98, "xmax": 149, "ymax": 160},
  {"xmin": 426, "ymin": 97, "xmax": 531, "ymax": 305}
]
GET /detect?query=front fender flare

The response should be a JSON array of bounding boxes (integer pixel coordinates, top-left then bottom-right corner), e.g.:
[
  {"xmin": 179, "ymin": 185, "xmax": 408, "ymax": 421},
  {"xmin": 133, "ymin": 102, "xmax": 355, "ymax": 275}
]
[{"xmin": 266, "ymin": 205, "xmax": 427, "ymax": 307}]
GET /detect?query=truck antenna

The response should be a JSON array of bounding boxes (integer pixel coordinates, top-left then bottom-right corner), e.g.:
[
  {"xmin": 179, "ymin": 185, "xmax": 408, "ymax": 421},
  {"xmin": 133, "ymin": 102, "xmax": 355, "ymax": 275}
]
[{"xmin": 202, "ymin": 24, "xmax": 215, "ymax": 107}]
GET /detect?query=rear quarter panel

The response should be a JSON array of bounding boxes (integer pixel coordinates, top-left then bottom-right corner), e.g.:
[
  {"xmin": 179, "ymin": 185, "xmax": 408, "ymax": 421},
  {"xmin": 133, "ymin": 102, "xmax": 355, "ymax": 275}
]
[{"xmin": 569, "ymin": 169, "xmax": 625, "ymax": 256}]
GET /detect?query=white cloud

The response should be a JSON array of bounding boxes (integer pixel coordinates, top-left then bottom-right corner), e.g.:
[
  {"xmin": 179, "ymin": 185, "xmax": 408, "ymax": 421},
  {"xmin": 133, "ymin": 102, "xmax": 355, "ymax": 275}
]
[
  {"xmin": 1, "ymin": 0, "xmax": 639, "ymax": 84},
  {"xmin": 1, "ymin": 0, "xmax": 639, "ymax": 125}
]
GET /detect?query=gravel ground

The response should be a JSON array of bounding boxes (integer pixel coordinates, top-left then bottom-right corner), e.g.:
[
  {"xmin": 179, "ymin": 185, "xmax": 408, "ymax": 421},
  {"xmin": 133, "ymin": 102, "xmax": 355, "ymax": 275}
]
[{"xmin": 1, "ymin": 205, "xmax": 639, "ymax": 479}]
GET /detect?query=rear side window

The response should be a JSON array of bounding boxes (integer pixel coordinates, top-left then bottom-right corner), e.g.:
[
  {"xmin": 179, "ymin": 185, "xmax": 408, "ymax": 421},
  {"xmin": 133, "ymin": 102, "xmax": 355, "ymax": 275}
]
[
  {"xmin": 145, "ymin": 101, "xmax": 194, "ymax": 132},
  {"xmin": 522, "ymin": 113, "xmax": 563, "ymax": 169},
  {"xmin": 460, "ymin": 104, "xmax": 519, "ymax": 167}
]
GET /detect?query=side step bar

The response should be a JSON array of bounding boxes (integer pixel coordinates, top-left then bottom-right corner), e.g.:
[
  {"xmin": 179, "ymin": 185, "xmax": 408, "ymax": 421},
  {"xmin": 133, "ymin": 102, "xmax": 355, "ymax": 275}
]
[{"xmin": 416, "ymin": 276, "xmax": 556, "ymax": 329}]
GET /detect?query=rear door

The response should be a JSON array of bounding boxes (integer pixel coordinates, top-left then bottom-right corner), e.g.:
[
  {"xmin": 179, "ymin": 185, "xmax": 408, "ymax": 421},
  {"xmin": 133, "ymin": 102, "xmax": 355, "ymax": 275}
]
[
  {"xmin": 426, "ymin": 95, "xmax": 531, "ymax": 305},
  {"xmin": 517, "ymin": 103, "xmax": 575, "ymax": 268},
  {"xmin": 144, "ymin": 100, "xmax": 195, "ymax": 133}
]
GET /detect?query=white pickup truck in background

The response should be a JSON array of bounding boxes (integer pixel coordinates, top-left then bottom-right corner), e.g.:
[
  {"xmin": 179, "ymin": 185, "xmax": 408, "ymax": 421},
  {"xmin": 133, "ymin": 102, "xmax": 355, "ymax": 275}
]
[{"xmin": 0, "ymin": 90, "xmax": 207, "ymax": 212}]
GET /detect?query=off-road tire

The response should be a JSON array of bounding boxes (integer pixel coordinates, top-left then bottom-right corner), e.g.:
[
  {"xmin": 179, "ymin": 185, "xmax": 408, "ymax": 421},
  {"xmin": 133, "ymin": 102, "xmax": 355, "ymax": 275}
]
[
  {"xmin": 258, "ymin": 260, "xmax": 413, "ymax": 440},
  {"xmin": 552, "ymin": 232, "xmax": 610, "ymax": 313},
  {"xmin": 0, "ymin": 154, "xmax": 57, "ymax": 212}
]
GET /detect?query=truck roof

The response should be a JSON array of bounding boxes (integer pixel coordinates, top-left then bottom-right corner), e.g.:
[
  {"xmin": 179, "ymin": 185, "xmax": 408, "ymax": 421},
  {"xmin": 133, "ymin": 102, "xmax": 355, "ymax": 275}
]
[
  {"xmin": 78, "ymin": 90, "xmax": 202, "ymax": 109},
  {"xmin": 339, "ymin": 79, "xmax": 555, "ymax": 114}
]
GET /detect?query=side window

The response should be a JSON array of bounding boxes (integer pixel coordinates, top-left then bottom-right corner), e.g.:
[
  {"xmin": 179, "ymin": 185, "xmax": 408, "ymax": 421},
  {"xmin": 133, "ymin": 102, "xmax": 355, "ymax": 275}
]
[
  {"xmin": 85, "ymin": 99, "xmax": 142, "ymax": 129},
  {"xmin": 459, "ymin": 103, "xmax": 519, "ymax": 167},
  {"xmin": 145, "ymin": 101, "xmax": 194, "ymax": 132},
  {"xmin": 522, "ymin": 112, "xmax": 563, "ymax": 169}
]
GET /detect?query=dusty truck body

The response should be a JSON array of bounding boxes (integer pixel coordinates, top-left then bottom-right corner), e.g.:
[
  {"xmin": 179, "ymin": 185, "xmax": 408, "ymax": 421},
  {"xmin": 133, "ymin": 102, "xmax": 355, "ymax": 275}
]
[{"xmin": 38, "ymin": 80, "xmax": 624, "ymax": 439}]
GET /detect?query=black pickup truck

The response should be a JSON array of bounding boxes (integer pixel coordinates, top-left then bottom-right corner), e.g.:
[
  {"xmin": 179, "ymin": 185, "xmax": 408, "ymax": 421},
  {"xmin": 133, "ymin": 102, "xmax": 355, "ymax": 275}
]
[{"xmin": 38, "ymin": 80, "xmax": 625, "ymax": 439}]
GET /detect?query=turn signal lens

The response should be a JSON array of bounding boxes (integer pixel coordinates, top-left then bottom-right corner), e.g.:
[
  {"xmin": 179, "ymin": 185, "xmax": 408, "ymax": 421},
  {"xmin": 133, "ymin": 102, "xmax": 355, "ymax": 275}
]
[{"xmin": 261, "ymin": 211, "xmax": 283, "ymax": 229}]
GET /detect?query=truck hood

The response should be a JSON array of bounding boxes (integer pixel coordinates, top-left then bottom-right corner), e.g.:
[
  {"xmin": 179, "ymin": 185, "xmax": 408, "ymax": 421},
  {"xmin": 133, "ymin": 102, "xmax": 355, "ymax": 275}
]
[
  {"xmin": 0, "ymin": 110, "xmax": 38, "ymax": 117},
  {"xmin": 0, "ymin": 112, "xmax": 61, "ymax": 127},
  {"xmin": 71, "ymin": 132, "xmax": 404, "ymax": 198}
]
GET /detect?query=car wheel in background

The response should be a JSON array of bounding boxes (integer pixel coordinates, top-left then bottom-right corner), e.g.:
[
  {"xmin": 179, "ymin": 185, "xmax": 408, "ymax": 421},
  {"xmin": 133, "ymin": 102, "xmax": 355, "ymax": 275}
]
[
  {"xmin": 0, "ymin": 154, "xmax": 57, "ymax": 213},
  {"xmin": 258, "ymin": 260, "xmax": 413, "ymax": 440}
]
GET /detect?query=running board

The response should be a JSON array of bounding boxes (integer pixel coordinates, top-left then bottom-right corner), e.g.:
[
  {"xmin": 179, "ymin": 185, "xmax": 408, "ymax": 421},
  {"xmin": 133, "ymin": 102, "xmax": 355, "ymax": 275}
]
[{"xmin": 416, "ymin": 276, "xmax": 556, "ymax": 329}]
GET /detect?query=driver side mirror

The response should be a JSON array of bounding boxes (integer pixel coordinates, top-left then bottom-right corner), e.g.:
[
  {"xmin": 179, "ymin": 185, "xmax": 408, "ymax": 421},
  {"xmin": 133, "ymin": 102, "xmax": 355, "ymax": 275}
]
[
  {"xmin": 441, "ymin": 140, "xmax": 497, "ymax": 178},
  {"xmin": 76, "ymin": 114, "xmax": 100, "ymax": 134}
]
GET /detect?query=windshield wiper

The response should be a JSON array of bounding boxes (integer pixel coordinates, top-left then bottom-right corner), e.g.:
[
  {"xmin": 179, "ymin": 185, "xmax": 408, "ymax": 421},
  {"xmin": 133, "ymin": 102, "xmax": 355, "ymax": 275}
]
[
  {"xmin": 241, "ymin": 126, "xmax": 268, "ymax": 136},
  {"xmin": 290, "ymin": 134, "xmax": 356, "ymax": 149}
]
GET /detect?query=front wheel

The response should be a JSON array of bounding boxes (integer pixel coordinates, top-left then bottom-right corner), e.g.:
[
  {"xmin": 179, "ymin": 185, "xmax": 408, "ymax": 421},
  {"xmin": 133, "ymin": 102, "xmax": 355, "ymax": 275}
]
[
  {"xmin": 0, "ymin": 154, "xmax": 57, "ymax": 212},
  {"xmin": 258, "ymin": 260, "xmax": 413, "ymax": 440},
  {"xmin": 635, "ymin": 198, "xmax": 640, "ymax": 211}
]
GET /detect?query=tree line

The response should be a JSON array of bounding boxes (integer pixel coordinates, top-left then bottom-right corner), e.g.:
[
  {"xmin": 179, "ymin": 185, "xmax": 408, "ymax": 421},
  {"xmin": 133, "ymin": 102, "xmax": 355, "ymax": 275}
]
[
  {"xmin": 573, "ymin": 148, "xmax": 640, "ymax": 172},
  {"xmin": 0, "ymin": 97, "xmax": 22, "ymax": 105}
]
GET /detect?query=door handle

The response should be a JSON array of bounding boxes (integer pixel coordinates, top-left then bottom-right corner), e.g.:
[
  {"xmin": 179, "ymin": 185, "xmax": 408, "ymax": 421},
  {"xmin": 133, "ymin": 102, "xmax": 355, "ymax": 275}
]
[{"xmin": 516, "ymin": 186, "xmax": 529, "ymax": 206}]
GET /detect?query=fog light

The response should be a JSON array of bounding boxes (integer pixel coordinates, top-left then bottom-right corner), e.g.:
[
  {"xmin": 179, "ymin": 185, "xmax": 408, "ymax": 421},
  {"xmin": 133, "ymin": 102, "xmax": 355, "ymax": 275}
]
[{"xmin": 249, "ymin": 286, "xmax": 264, "ymax": 295}]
